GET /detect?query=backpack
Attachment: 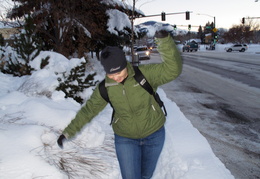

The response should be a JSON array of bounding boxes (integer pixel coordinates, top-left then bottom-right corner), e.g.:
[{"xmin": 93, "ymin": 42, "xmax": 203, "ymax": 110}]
[{"xmin": 99, "ymin": 66, "xmax": 167, "ymax": 125}]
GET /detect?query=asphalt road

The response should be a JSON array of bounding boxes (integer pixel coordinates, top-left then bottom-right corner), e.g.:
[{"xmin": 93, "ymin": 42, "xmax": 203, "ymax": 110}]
[
  {"xmin": 143, "ymin": 52, "xmax": 260, "ymax": 179},
  {"xmin": 182, "ymin": 54, "xmax": 260, "ymax": 88}
]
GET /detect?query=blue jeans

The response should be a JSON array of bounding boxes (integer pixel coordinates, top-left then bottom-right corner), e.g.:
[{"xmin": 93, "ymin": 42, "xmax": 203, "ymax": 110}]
[{"xmin": 114, "ymin": 126, "xmax": 165, "ymax": 179}]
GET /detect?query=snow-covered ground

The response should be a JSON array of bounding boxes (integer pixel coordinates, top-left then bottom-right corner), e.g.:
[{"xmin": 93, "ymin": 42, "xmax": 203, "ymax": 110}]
[
  {"xmin": 197, "ymin": 43, "xmax": 260, "ymax": 59},
  {"xmin": 0, "ymin": 49, "xmax": 236, "ymax": 178}
]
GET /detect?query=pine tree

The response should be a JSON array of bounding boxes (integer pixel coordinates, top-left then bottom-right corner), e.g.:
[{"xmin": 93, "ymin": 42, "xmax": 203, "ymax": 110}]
[
  {"xmin": 1, "ymin": 14, "xmax": 46, "ymax": 76},
  {"xmin": 9, "ymin": 14, "xmax": 44, "ymax": 76},
  {"xmin": 8, "ymin": 0, "xmax": 143, "ymax": 57},
  {"xmin": 197, "ymin": 26, "xmax": 204, "ymax": 43}
]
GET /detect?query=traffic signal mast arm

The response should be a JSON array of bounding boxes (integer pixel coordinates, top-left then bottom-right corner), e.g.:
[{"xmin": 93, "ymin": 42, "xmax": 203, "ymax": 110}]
[
  {"xmin": 242, "ymin": 16, "xmax": 260, "ymax": 24},
  {"xmin": 137, "ymin": 11, "xmax": 192, "ymax": 21}
]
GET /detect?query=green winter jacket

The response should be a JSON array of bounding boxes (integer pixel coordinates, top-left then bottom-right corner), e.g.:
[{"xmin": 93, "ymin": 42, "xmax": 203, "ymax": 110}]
[{"xmin": 63, "ymin": 35, "xmax": 182, "ymax": 139}]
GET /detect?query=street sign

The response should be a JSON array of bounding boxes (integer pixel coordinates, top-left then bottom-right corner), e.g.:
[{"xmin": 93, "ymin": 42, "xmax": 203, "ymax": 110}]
[{"xmin": 213, "ymin": 28, "xmax": 217, "ymax": 32}]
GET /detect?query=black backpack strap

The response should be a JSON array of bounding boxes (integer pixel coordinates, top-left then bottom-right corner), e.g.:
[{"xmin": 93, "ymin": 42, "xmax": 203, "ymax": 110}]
[
  {"xmin": 99, "ymin": 80, "xmax": 109, "ymax": 102},
  {"xmin": 153, "ymin": 93, "xmax": 167, "ymax": 116},
  {"xmin": 133, "ymin": 66, "xmax": 153, "ymax": 95},
  {"xmin": 133, "ymin": 66, "xmax": 167, "ymax": 116},
  {"xmin": 98, "ymin": 80, "xmax": 115, "ymax": 125}
]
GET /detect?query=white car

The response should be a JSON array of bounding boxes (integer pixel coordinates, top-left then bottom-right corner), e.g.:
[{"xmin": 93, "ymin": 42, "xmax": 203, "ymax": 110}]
[
  {"xmin": 224, "ymin": 44, "xmax": 248, "ymax": 52},
  {"xmin": 134, "ymin": 46, "xmax": 150, "ymax": 59}
]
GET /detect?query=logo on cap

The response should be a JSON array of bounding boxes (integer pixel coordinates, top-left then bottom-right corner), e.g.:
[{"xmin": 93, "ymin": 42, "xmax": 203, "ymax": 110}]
[{"xmin": 110, "ymin": 66, "xmax": 121, "ymax": 73}]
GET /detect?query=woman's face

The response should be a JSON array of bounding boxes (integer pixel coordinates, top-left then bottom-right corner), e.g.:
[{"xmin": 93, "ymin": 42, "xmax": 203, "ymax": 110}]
[{"xmin": 107, "ymin": 68, "xmax": 128, "ymax": 83}]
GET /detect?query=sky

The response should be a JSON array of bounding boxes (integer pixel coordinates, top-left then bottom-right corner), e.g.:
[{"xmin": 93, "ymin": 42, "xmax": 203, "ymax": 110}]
[
  {"xmin": 1, "ymin": 0, "xmax": 259, "ymax": 32},
  {"xmin": 131, "ymin": 0, "xmax": 260, "ymax": 31}
]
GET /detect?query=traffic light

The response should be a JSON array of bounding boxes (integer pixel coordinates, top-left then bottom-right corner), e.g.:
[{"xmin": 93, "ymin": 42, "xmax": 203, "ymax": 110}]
[
  {"xmin": 186, "ymin": 11, "xmax": 190, "ymax": 20},
  {"xmin": 242, "ymin": 17, "xmax": 245, "ymax": 24},
  {"xmin": 173, "ymin": 25, "xmax": 177, "ymax": 30},
  {"xmin": 161, "ymin": 12, "xmax": 166, "ymax": 21},
  {"xmin": 188, "ymin": 24, "xmax": 191, "ymax": 30},
  {"xmin": 214, "ymin": 33, "xmax": 218, "ymax": 39}
]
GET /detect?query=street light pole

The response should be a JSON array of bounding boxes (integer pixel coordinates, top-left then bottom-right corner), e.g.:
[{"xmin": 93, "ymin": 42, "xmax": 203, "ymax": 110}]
[
  {"xmin": 213, "ymin": 16, "xmax": 216, "ymax": 28},
  {"xmin": 197, "ymin": 13, "xmax": 216, "ymax": 28},
  {"xmin": 197, "ymin": 13, "xmax": 218, "ymax": 47}
]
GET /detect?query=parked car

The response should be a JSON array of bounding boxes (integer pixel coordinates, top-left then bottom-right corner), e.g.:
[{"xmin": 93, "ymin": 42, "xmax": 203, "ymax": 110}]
[
  {"xmin": 224, "ymin": 44, "xmax": 248, "ymax": 52},
  {"xmin": 182, "ymin": 41, "xmax": 199, "ymax": 52},
  {"xmin": 134, "ymin": 46, "xmax": 150, "ymax": 59}
]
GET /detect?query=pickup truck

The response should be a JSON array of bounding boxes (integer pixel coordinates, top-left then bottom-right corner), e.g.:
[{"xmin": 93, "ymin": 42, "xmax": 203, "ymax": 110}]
[{"xmin": 182, "ymin": 41, "xmax": 199, "ymax": 52}]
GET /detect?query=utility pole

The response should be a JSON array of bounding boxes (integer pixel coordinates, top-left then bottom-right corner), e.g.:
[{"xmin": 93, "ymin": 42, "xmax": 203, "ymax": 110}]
[{"xmin": 130, "ymin": 0, "xmax": 136, "ymax": 65}]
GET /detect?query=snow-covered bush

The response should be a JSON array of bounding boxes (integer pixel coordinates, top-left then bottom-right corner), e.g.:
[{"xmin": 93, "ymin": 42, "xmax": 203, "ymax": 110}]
[
  {"xmin": 56, "ymin": 60, "xmax": 98, "ymax": 104},
  {"xmin": 16, "ymin": 51, "xmax": 105, "ymax": 103},
  {"xmin": 0, "ymin": 14, "xmax": 45, "ymax": 76}
]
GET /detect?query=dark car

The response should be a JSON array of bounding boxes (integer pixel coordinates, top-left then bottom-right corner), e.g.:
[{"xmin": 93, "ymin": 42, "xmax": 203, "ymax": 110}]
[{"xmin": 182, "ymin": 41, "xmax": 199, "ymax": 52}]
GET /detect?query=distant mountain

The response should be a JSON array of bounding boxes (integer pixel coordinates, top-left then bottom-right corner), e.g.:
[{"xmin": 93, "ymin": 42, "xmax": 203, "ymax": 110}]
[
  {"xmin": 135, "ymin": 21, "xmax": 188, "ymax": 37},
  {"xmin": 140, "ymin": 21, "xmax": 157, "ymax": 26}
]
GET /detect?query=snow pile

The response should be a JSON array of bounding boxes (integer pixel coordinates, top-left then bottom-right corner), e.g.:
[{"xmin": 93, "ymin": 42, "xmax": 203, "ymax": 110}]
[
  {"xmin": 106, "ymin": 9, "xmax": 131, "ymax": 35},
  {"xmin": 0, "ymin": 51, "xmax": 234, "ymax": 179}
]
